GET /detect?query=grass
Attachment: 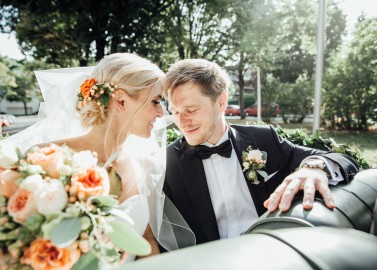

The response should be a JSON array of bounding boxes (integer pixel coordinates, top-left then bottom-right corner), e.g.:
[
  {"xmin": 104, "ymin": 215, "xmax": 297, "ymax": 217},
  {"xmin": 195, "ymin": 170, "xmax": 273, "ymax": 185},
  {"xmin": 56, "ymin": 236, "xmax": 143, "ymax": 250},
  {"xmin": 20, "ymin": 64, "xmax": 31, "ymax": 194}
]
[{"xmin": 226, "ymin": 118, "xmax": 377, "ymax": 168}]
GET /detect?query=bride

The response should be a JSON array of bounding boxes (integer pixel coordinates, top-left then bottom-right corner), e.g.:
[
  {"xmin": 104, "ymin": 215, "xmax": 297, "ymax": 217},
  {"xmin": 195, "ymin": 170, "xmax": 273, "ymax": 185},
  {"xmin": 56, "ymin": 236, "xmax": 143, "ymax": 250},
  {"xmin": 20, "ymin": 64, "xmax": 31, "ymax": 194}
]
[{"xmin": 2, "ymin": 53, "xmax": 195, "ymax": 266}]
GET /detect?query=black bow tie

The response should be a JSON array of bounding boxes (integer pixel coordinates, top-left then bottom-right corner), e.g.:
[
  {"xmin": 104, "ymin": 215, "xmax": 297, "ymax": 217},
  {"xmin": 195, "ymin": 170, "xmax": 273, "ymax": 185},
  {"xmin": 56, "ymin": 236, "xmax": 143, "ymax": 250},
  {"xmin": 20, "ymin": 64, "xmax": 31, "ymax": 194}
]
[{"xmin": 194, "ymin": 139, "xmax": 232, "ymax": 159}]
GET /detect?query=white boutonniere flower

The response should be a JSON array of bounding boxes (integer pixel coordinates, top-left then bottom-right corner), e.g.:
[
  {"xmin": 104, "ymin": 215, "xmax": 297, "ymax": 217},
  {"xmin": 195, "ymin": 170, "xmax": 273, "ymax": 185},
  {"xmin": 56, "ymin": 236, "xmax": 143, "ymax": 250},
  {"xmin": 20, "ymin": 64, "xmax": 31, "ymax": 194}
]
[{"xmin": 242, "ymin": 146, "xmax": 268, "ymax": 184}]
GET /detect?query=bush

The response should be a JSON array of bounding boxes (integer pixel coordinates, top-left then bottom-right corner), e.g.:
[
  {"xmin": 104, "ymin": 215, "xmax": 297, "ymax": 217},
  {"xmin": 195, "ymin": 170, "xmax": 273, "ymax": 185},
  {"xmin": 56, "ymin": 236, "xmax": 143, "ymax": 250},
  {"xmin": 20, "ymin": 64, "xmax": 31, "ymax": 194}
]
[{"xmin": 166, "ymin": 125, "xmax": 370, "ymax": 170}]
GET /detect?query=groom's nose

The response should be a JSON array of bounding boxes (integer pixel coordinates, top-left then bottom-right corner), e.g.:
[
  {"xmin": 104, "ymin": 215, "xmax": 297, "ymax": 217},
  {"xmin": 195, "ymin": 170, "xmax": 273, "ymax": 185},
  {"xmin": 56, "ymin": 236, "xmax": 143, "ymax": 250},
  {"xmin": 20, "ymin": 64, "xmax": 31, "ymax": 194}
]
[{"xmin": 178, "ymin": 113, "xmax": 191, "ymax": 127}]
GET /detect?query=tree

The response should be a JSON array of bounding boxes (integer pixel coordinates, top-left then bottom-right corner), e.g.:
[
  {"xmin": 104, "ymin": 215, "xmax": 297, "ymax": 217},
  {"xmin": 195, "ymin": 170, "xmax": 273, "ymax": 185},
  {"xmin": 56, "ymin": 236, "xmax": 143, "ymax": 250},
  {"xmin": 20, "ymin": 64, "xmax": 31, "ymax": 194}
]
[
  {"xmin": 155, "ymin": 0, "xmax": 235, "ymax": 64},
  {"xmin": 0, "ymin": 0, "xmax": 171, "ymax": 66},
  {"xmin": 0, "ymin": 57, "xmax": 17, "ymax": 106},
  {"xmin": 323, "ymin": 18, "xmax": 377, "ymax": 130}
]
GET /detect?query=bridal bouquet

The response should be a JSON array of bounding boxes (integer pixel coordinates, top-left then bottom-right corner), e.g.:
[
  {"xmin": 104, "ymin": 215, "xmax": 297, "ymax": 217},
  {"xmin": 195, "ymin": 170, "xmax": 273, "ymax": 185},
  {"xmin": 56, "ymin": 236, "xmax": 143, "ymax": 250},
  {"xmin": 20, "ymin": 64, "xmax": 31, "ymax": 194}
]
[{"xmin": 0, "ymin": 143, "xmax": 150, "ymax": 270}]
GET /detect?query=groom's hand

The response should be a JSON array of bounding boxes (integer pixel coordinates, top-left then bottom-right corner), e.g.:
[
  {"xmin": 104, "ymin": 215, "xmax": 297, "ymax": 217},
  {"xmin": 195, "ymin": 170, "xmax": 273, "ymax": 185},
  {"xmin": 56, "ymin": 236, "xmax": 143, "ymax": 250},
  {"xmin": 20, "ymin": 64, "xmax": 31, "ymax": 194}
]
[{"xmin": 263, "ymin": 167, "xmax": 335, "ymax": 212}]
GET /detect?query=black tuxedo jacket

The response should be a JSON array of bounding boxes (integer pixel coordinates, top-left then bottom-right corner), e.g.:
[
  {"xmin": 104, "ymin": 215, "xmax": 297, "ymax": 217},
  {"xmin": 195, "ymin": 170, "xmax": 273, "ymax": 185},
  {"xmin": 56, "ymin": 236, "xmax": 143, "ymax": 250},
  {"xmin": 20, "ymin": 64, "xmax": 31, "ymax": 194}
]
[{"xmin": 163, "ymin": 125, "xmax": 358, "ymax": 245}]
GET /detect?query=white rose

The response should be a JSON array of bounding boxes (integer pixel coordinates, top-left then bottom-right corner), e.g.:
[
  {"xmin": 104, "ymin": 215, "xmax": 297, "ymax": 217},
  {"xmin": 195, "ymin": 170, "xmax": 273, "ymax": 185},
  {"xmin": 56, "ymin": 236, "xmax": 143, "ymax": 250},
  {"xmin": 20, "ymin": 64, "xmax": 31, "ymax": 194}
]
[
  {"xmin": 247, "ymin": 150, "xmax": 263, "ymax": 161},
  {"xmin": 24, "ymin": 164, "xmax": 45, "ymax": 175},
  {"xmin": 0, "ymin": 144, "xmax": 18, "ymax": 169},
  {"xmin": 20, "ymin": 174, "xmax": 46, "ymax": 192},
  {"xmin": 59, "ymin": 164, "xmax": 72, "ymax": 177},
  {"xmin": 248, "ymin": 170, "xmax": 257, "ymax": 180},
  {"xmin": 243, "ymin": 162, "xmax": 250, "ymax": 170},
  {"xmin": 71, "ymin": 151, "xmax": 98, "ymax": 170},
  {"xmin": 35, "ymin": 179, "xmax": 68, "ymax": 215}
]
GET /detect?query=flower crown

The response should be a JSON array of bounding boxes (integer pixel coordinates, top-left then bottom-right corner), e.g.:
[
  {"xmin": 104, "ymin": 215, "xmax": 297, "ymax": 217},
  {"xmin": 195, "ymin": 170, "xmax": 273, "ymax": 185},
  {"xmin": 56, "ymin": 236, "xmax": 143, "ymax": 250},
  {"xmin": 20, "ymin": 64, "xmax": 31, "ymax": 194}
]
[{"xmin": 78, "ymin": 78, "xmax": 118, "ymax": 107}]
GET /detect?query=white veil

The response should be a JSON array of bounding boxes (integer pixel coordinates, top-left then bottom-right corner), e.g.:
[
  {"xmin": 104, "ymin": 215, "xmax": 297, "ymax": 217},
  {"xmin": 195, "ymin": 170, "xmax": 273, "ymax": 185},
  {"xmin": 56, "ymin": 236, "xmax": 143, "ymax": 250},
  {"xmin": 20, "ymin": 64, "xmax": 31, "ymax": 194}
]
[
  {"xmin": 1, "ymin": 67, "xmax": 94, "ymax": 152},
  {"xmin": 0, "ymin": 67, "xmax": 196, "ymax": 251}
]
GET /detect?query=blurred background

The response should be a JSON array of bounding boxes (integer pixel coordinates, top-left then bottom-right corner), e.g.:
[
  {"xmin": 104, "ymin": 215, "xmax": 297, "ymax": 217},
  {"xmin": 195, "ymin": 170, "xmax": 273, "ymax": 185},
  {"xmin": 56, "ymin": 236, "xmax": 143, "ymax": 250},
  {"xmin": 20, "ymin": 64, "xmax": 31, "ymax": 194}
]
[{"xmin": 0, "ymin": 0, "xmax": 376, "ymax": 166}]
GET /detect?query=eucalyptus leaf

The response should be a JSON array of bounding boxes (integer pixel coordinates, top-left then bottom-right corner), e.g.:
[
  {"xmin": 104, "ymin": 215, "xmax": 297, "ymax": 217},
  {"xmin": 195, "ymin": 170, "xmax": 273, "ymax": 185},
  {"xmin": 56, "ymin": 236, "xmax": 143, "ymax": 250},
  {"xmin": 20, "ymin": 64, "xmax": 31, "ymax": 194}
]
[
  {"xmin": 24, "ymin": 213, "xmax": 44, "ymax": 232},
  {"xmin": 108, "ymin": 220, "xmax": 151, "ymax": 256},
  {"xmin": 51, "ymin": 217, "xmax": 81, "ymax": 248},
  {"xmin": 92, "ymin": 196, "xmax": 118, "ymax": 208},
  {"xmin": 257, "ymin": 170, "xmax": 269, "ymax": 181},
  {"xmin": 72, "ymin": 252, "xmax": 99, "ymax": 270}
]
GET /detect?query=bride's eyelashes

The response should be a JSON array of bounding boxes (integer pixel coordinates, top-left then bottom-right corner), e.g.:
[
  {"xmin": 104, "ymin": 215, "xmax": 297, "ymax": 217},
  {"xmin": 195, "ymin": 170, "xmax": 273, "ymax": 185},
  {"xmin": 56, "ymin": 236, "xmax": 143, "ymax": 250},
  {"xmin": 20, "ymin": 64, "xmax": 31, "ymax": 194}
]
[{"xmin": 152, "ymin": 99, "xmax": 161, "ymax": 105}]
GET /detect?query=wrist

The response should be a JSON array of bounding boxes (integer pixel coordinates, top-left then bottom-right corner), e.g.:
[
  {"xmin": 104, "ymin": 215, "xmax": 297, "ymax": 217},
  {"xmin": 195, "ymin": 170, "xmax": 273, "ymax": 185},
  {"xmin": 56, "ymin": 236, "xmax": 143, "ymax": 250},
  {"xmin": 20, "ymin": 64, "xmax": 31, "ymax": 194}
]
[{"xmin": 301, "ymin": 158, "xmax": 330, "ymax": 178}]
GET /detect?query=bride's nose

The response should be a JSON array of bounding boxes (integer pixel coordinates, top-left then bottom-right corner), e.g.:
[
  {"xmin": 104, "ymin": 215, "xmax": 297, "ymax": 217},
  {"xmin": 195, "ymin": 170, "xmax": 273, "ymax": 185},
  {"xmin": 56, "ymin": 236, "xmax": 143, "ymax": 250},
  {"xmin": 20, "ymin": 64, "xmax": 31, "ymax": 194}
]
[{"xmin": 156, "ymin": 103, "xmax": 163, "ymax": 118}]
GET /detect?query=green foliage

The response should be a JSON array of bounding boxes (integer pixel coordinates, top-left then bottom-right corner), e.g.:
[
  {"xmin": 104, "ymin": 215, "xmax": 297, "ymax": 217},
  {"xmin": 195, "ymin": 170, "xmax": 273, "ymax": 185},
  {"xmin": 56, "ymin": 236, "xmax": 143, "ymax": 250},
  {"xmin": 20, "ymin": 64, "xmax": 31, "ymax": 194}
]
[
  {"xmin": 166, "ymin": 125, "xmax": 370, "ymax": 170},
  {"xmin": 276, "ymin": 74, "xmax": 314, "ymax": 123},
  {"xmin": 323, "ymin": 18, "xmax": 377, "ymax": 130},
  {"xmin": 274, "ymin": 125, "xmax": 371, "ymax": 170},
  {"xmin": 167, "ymin": 128, "xmax": 182, "ymax": 145},
  {"xmin": 108, "ymin": 220, "xmax": 151, "ymax": 255},
  {"xmin": 1, "ymin": 1, "xmax": 171, "ymax": 65},
  {"xmin": 72, "ymin": 252, "xmax": 99, "ymax": 270}
]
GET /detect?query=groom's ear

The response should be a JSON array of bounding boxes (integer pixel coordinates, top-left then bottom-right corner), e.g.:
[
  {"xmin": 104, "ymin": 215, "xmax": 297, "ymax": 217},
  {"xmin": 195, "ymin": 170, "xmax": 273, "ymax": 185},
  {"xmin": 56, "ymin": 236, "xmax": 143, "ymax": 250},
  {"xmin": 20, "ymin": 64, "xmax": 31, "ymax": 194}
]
[
  {"xmin": 218, "ymin": 91, "xmax": 228, "ymax": 112},
  {"xmin": 114, "ymin": 89, "xmax": 127, "ymax": 111}
]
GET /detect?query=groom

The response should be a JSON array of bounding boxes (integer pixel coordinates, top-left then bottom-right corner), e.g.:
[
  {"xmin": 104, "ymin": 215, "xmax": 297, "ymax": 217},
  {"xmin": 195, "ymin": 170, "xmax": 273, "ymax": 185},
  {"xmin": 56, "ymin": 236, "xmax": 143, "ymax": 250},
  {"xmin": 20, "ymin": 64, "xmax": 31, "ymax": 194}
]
[{"xmin": 163, "ymin": 59, "xmax": 358, "ymax": 246}]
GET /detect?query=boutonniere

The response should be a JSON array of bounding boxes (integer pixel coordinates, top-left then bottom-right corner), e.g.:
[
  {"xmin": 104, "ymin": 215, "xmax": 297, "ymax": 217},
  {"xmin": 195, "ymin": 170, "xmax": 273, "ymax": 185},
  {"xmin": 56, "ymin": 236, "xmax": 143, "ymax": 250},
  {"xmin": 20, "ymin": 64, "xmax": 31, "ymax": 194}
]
[{"xmin": 242, "ymin": 146, "xmax": 268, "ymax": 184}]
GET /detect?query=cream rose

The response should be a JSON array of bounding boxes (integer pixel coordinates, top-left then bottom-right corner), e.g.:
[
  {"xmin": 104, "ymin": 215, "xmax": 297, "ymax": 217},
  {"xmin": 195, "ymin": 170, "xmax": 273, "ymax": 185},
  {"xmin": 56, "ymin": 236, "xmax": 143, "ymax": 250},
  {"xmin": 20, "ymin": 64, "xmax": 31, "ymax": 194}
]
[
  {"xmin": 248, "ymin": 170, "xmax": 257, "ymax": 180},
  {"xmin": 247, "ymin": 150, "xmax": 263, "ymax": 161},
  {"xmin": 21, "ymin": 238, "xmax": 80, "ymax": 270},
  {"xmin": 7, "ymin": 188, "xmax": 37, "ymax": 224},
  {"xmin": 70, "ymin": 167, "xmax": 110, "ymax": 199},
  {"xmin": 0, "ymin": 144, "xmax": 18, "ymax": 169},
  {"xmin": 27, "ymin": 144, "xmax": 64, "ymax": 178},
  {"xmin": 0, "ymin": 169, "xmax": 20, "ymax": 198},
  {"xmin": 19, "ymin": 174, "xmax": 46, "ymax": 192},
  {"xmin": 242, "ymin": 162, "xmax": 250, "ymax": 170},
  {"xmin": 35, "ymin": 179, "xmax": 68, "ymax": 215}
]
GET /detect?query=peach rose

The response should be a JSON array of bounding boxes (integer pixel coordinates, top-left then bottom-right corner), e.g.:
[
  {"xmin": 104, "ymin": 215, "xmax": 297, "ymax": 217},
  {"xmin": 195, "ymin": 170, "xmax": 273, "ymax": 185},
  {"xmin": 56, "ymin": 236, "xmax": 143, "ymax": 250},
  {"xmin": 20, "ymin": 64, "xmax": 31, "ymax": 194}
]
[
  {"xmin": 21, "ymin": 239, "xmax": 81, "ymax": 270},
  {"xmin": 27, "ymin": 144, "xmax": 63, "ymax": 179},
  {"xmin": 7, "ymin": 188, "xmax": 37, "ymax": 224},
  {"xmin": 80, "ymin": 78, "xmax": 96, "ymax": 99},
  {"xmin": 70, "ymin": 167, "xmax": 110, "ymax": 199},
  {"xmin": 0, "ymin": 169, "xmax": 20, "ymax": 198}
]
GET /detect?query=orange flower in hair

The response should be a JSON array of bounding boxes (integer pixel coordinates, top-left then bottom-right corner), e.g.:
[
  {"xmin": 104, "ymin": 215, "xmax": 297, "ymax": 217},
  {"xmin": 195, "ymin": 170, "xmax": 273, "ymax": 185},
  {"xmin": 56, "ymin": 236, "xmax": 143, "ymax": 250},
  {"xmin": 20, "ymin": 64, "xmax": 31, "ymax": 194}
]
[
  {"xmin": 80, "ymin": 78, "xmax": 96, "ymax": 99},
  {"xmin": 77, "ymin": 79, "xmax": 117, "ymax": 107}
]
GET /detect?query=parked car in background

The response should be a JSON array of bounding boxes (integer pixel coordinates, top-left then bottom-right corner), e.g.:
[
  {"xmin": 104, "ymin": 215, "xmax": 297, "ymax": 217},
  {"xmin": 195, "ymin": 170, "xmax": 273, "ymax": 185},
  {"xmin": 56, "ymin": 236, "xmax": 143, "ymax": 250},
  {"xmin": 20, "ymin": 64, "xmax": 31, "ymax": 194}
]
[
  {"xmin": 0, "ymin": 114, "xmax": 16, "ymax": 125},
  {"xmin": 225, "ymin": 105, "xmax": 240, "ymax": 116},
  {"xmin": 244, "ymin": 103, "xmax": 280, "ymax": 117}
]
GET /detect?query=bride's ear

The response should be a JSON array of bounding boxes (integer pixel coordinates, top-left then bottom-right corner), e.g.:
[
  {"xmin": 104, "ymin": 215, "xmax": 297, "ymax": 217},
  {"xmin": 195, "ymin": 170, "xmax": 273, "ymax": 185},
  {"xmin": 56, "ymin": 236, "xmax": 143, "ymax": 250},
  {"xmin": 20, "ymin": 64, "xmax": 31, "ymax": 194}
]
[{"xmin": 114, "ymin": 89, "xmax": 127, "ymax": 111}]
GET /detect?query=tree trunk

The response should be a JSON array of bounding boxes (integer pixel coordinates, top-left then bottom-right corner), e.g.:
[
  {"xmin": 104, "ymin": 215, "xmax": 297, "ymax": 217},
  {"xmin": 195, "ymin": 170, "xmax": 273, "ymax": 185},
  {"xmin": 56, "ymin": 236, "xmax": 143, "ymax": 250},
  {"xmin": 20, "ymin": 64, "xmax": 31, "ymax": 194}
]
[
  {"xmin": 23, "ymin": 101, "xmax": 28, "ymax": 115},
  {"xmin": 95, "ymin": 37, "xmax": 106, "ymax": 61},
  {"xmin": 238, "ymin": 51, "xmax": 246, "ymax": 120}
]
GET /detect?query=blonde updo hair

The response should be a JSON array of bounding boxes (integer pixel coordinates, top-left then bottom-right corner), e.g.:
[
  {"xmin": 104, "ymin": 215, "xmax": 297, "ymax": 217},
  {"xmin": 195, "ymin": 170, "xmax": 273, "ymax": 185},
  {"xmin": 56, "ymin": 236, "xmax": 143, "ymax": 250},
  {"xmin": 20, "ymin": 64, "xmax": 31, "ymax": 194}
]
[{"xmin": 76, "ymin": 53, "xmax": 165, "ymax": 128}]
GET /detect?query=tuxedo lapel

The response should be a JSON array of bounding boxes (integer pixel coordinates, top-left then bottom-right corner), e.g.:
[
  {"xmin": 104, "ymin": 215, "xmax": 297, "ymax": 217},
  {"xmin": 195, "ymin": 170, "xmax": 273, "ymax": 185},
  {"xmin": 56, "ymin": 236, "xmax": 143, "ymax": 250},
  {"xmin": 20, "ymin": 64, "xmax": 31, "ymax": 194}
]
[
  {"xmin": 229, "ymin": 126, "xmax": 270, "ymax": 216},
  {"xmin": 175, "ymin": 140, "xmax": 220, "ymax": 241}
]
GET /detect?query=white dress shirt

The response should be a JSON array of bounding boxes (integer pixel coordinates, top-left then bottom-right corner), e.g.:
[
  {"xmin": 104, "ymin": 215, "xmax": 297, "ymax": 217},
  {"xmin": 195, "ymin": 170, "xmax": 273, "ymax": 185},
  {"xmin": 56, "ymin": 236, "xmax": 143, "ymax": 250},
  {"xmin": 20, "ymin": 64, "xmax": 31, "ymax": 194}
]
[
  {"xmin": 202, "ymin": 129, "xmax": 259, "ymax": 239},
  {"xmin": 201, "ymin": 127, "xmax": 343, "ymax": 239}
]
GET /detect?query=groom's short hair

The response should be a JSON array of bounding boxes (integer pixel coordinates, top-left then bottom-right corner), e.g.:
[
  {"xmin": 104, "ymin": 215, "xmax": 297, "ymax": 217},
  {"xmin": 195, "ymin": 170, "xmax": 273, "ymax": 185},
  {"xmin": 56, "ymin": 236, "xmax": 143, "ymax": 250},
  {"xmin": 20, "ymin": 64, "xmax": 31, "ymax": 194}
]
[{"xmin": 164, "ymin": 59, "xmax": 230, "ymax": 102}]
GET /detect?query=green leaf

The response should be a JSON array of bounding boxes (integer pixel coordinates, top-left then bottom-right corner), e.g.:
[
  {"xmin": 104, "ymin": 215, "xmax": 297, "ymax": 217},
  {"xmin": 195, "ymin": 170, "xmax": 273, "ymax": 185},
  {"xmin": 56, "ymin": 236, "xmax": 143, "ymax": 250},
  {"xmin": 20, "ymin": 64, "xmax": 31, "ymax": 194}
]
[
  {"xmin": 92, "ymin": 196, "xmax": 118, "ymax": 208},
  {"xmin": 257, "ymin": 170, "xmax": 269, "ymax": 181},
  {"xmin": 51, "ymin": 217, "xmax": 81, "ymax": 248},
  {"xmin": 0, "ymin": 230, "xmax": 19, "ymax": 241},
  {"xmin": 24, "ymin": 213, "xmax": 45, "ymax": 232},
  {"xmin": 108, "ymin": 220, "xmax": 151, "ymax": 256},
  {"xmin": 72, "ymin": 252, "xmax": 99, "ymax": 270},
  {"xmin": 99, "ymin": 94, "xmax": 110, "ymax": 107},
  {"xmin": 261, "ymin": 151, "xmax": 267, "ymax": 160}
]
